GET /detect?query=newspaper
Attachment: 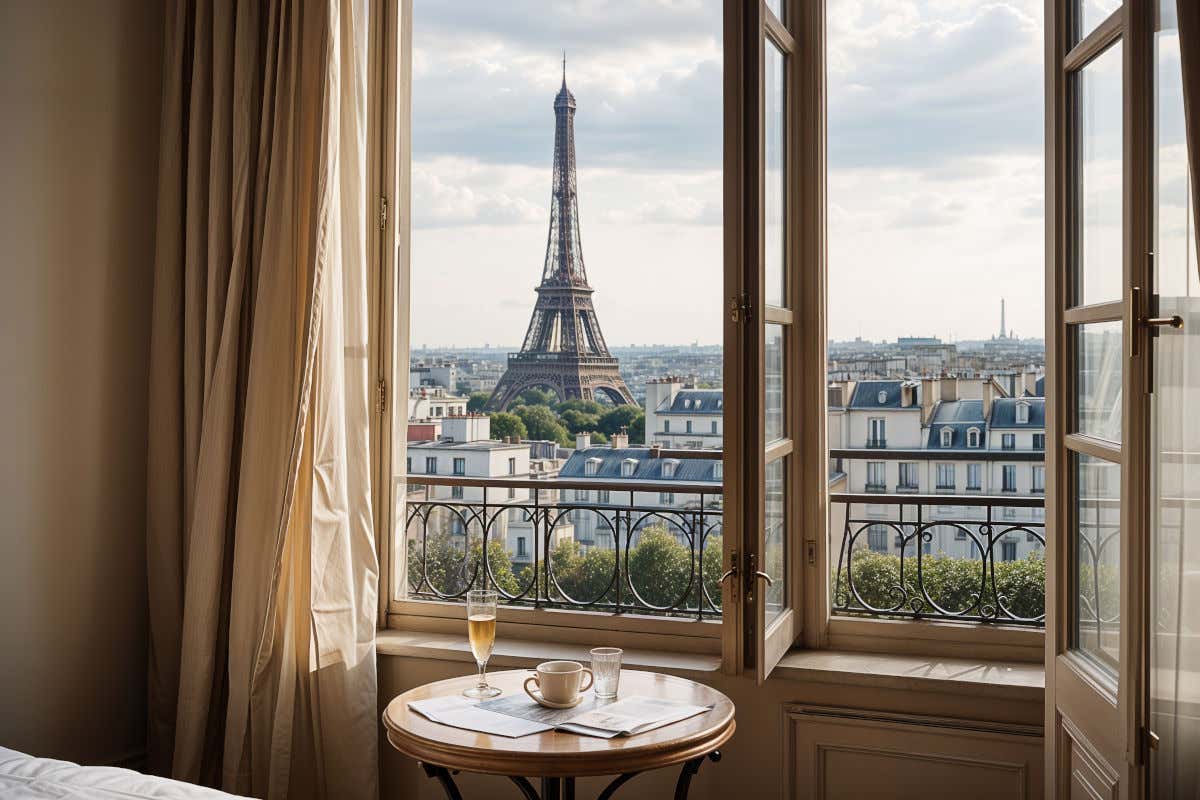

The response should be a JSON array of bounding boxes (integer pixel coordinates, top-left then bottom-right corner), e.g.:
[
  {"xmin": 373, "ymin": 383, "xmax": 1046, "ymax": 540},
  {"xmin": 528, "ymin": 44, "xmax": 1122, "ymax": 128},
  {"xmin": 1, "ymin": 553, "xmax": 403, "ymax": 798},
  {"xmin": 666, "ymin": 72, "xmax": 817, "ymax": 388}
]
[
  {"xmin": 407, "ymin": 696, "xmax": 553, "ymax": 738},
  {"xmin": 409, "ymin": 693, "xmax": 712, "ymax": 741},
  {"xmin": 480, "ymin": 694, "xmax": 712, "ymax": 740}
]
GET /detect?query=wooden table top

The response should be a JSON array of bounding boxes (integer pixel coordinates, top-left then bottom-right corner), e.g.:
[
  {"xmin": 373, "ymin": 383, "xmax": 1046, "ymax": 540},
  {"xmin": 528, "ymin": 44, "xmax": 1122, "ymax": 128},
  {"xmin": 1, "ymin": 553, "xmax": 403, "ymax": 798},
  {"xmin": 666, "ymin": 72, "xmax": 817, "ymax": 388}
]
[{"xmin": 382, "ymin": 669, "xmax": 736, "ymax": 778}]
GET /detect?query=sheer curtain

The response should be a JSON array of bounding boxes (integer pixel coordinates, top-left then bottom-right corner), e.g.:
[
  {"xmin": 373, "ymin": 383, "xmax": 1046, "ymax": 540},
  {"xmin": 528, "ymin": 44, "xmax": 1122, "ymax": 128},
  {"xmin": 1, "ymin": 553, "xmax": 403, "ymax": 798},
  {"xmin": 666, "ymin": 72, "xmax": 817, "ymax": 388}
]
[
  {"xmin": 1154, "ymin": 2, "xmax": 1200, "ymax": 797},
  {"xmin": 145, "ymin": 1, "xmax": 378, "ymax": 798}
]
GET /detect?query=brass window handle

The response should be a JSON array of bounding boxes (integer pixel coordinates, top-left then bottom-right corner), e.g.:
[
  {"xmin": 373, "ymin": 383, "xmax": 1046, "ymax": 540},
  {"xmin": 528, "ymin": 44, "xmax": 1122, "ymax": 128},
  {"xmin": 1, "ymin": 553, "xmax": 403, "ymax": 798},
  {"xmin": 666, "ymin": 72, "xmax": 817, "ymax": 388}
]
[
  {"xmin": 753, "ymin": 571, "xmax": 774, "ymax": 587},
  {"xmin": 1144, "ymin": 315, "xmax": 1183, "ymax": 329},
  {"xmin": 718, "ymin": 567, "xmax": 738, "ymax": 584}
]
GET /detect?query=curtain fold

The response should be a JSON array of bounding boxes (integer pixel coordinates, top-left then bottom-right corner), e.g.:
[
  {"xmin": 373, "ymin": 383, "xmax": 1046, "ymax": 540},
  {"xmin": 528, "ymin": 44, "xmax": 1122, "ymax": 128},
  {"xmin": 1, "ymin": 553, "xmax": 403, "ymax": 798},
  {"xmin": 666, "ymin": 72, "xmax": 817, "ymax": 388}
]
[{"xmin": 146, "ymin": 1, "xmax": 378, "ymax": 798}]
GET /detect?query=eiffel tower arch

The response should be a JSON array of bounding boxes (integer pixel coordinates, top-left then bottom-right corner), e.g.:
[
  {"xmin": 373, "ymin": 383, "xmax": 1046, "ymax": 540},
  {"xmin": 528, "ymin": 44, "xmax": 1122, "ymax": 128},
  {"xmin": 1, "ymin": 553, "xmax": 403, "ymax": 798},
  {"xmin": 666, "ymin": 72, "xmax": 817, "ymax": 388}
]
[{"xmin": 486, "ymin": 62, "xmax": 634, "ymax": 412}]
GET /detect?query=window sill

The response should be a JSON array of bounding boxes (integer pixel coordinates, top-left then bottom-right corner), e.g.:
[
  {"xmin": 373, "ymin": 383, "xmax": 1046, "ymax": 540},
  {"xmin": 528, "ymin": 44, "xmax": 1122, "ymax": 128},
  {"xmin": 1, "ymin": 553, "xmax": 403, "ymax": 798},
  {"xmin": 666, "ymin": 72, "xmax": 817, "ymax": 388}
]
[
  {"xmin": 377, "ymin": 632, "xmax": 1043, "ymax": 702},
  {"xmin": 773, "ymin": 649, "xmax": 1044, "ymax": 703},
  {"xmin": 376, "ymin": 629, "xmax": 722, "ymax": 674}
]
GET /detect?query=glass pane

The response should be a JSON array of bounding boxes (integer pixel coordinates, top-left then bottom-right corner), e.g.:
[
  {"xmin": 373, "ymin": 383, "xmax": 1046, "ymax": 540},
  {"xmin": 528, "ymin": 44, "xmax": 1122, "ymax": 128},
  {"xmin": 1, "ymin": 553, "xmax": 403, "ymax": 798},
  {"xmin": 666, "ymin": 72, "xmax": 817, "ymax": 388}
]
[
  {"xmin": 765, "ymin": 457, "xmax": 786, "ymax": 624},
  {"xmin": 1076, "ymin": 42, "xmax": 1123, "ymax": 306},
  {"xmin": 1151, "ymin": 5, "xmax": 1200, "ymax": 793},
  {"xmin": 765, "ymin": 323, "xmax": 785, "ymax": 442},
  {"xmin": 1077, "ymin": 320, "xmax": 1122, "ymax": 442},
  {"xmin": 765, "ymin": 40, "xmax": 786, "ymax": 308},
  {"xmin": 1076, "ymin": 0, "xmax": 1120, "ymax": 45},
  {"xmin": 1073, "ymin": 452, "xmax": 1121, "ymax": 673}
]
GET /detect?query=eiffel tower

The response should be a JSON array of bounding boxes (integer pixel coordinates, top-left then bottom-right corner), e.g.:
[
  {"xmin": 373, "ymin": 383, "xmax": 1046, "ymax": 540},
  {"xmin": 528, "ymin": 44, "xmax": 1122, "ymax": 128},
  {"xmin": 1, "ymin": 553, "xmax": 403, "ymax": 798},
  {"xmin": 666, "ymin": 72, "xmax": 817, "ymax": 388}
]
[{"xmin": 486, "ymin": 60, "xmax": 634, "ymax": 411}]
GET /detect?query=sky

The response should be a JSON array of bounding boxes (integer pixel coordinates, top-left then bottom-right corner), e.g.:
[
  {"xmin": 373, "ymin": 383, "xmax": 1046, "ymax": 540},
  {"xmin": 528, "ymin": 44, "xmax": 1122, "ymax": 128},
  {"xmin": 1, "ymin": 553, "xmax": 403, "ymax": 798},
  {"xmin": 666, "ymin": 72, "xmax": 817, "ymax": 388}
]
[{"xmin": 409, "ymin": 0, "xmax": 1047, "ymax": 347}]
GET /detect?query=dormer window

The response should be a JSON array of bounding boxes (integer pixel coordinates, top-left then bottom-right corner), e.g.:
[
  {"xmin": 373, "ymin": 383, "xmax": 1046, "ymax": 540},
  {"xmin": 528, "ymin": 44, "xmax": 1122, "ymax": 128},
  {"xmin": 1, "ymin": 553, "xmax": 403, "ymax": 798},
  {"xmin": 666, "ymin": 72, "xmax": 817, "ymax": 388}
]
[
  {"xmin": 716, "ymin": 400, "xmax": 723, "ymax": 409},
  {"xmin": 877, "ymin": 390, "xmax": 888, "ymax": 404},
  {"xmin": 940, "ymin": 427, "xmax": 953, "ymax": 448},
  {"xmin": 1015, "ymin": 400, "xmax": 1030, "ymax": 425},
  {"xmin": 584, "ymin": 457, "xmax": 601, "ymax": 477},
  {"xmin": 967, "ymin": 427, "xmax": 981, "ymax": 448},
  {"xmin": 662, "ymin": 459, "xmax": 679, "ymax": 479},
  {"xmin": 620, "ymin": 458, "xmax": 638, "ymax": 477},
  {"xmin": 713, "ymin": 462, "xmax": 723, "ymax": 481}
]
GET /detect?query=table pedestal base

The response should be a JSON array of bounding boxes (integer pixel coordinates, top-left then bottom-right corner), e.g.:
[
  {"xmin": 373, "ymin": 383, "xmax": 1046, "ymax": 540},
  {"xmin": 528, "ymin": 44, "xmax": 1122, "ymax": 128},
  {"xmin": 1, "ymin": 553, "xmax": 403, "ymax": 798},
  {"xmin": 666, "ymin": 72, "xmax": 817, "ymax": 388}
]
[{"xmin": 419, "ymin": 751, "xmax": 722, "ymax": 800}]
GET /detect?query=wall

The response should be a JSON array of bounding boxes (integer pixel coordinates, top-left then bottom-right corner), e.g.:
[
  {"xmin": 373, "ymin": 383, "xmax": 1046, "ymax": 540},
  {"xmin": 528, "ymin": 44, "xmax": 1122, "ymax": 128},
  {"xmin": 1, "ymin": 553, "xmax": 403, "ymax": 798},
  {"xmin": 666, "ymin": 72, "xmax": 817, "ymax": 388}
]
[{"xmin": 0, "ymin": 0, "xmax": 163, "ymax": 764}]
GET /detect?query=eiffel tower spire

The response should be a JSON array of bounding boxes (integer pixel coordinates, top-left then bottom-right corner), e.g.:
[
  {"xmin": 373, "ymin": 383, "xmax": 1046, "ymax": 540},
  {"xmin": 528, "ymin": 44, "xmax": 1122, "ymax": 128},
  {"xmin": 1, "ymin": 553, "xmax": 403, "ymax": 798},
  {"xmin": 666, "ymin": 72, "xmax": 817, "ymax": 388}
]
[{"xmin": 485, "ymin": 62, "xmax": 634, "ymax": 411}]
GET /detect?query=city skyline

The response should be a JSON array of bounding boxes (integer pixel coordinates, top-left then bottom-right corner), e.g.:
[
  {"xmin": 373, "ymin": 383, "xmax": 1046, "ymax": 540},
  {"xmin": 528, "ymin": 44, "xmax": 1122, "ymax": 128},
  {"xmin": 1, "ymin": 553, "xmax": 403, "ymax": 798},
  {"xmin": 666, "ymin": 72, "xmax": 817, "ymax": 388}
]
[{"xmin": 409, "ymin": 0, "xmax": 1046, "ymax": 347}]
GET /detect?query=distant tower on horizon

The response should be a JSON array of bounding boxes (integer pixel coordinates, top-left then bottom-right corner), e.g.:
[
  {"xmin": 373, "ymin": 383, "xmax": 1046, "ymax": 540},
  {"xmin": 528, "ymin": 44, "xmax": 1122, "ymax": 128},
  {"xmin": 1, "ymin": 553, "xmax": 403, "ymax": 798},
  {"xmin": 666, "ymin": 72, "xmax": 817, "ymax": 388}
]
[
  {"xmin": 485, "ymin": 60, "xmax": 634, "ymax": 411},
  {"xmin": 999, "ymin": 298, "xmax": 1007, "ymax": 339}
]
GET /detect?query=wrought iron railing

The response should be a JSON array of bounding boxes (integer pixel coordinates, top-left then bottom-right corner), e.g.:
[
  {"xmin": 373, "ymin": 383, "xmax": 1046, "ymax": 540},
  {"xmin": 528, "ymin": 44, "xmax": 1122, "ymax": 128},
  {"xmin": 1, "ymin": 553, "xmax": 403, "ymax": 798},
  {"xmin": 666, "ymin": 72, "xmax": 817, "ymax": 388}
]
[
  {"xmin": 831, "ymin": 492, "xmax": 1046, "ymax": 626},
  {"xmin": 401, "ymin": 474, "xmax": 723, "ymax": 620}
]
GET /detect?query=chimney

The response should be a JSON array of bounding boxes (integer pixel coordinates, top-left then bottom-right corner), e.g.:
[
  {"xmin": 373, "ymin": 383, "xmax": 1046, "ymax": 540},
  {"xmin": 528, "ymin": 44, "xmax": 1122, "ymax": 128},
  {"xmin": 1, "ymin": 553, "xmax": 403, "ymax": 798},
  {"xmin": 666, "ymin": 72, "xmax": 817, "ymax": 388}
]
[
  {"xmin": 940, "ymin": 377, "xmax": 958, "ymax": 403},
  {"xmin": 920, "ymin": 378, "xmax": 936, "ymax": 425},
  {"xmin": 576, "ymin": 431, "xmax": 592, "ymax": 451},
  {"xmin": 827, "ymin": 383, "xmax": 844, "ymax": 408},
  {"xmin": 610, "ymin": 428, "xmax": 629, "ymax": 449},
  {"xmin": 1023, "ymin": 370, "xmax": 1038, "ymax": 396},
  {"xmin": 982, "ymin": 379, "xmax": 996, "ymax": 419}
]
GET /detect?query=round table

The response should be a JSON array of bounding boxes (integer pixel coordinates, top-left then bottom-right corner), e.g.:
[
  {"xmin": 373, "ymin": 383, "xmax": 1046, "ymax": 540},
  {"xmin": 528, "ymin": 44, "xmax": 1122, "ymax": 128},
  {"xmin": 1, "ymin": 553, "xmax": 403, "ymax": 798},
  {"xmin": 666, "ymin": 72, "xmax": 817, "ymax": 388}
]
[{"xmin": 382, "ymin": 668, "xmax": 735, "ymax": 800}]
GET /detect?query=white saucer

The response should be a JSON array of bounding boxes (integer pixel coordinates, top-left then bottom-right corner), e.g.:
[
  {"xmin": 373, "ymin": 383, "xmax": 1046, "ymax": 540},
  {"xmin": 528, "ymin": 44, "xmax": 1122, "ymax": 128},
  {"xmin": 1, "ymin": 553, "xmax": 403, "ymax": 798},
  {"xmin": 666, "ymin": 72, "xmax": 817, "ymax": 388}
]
[{"xmin": 527, "ymin": 690, "xmax": 585, "ymax": 709}]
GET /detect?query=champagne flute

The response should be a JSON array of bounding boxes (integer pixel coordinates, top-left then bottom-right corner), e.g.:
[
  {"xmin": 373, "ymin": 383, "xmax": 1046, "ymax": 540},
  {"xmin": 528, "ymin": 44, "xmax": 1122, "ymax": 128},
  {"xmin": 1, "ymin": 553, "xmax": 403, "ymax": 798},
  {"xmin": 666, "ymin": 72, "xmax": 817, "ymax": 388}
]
[{"xmin": 463, "ymin": 590, "xmax": 501, "ymax": 698}]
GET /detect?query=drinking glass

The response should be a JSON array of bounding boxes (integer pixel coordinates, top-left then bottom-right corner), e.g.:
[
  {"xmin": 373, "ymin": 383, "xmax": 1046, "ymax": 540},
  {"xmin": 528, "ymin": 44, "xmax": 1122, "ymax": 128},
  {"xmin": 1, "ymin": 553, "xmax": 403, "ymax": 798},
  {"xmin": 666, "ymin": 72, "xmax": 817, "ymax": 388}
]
[
  {"xmin": 590, "ymin": 647, "xmax": 623, "ymax": 698},
  {"xmin": 463, "ymin": 590, "xmax": 501, "ymax": 698}
]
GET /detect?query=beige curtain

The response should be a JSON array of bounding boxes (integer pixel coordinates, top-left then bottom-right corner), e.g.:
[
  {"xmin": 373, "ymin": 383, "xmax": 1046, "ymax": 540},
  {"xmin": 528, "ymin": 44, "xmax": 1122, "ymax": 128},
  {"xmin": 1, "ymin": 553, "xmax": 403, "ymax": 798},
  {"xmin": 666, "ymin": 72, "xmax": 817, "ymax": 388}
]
[{"xmin": 146, "ymin": 1, "xmax": 378, "ymax": 798}]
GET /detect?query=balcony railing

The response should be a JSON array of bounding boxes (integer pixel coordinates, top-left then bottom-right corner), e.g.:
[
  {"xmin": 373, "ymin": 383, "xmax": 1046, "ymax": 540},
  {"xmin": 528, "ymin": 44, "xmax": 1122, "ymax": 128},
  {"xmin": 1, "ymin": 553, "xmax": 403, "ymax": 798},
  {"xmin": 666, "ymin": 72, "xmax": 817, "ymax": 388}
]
[
  {"xmin": 830, "ymin": 492, "xmax": 1046, "ymax": 626},
  {"xmin": 401, "ymin": 474, "xmax": 723, "ymax": 620}
]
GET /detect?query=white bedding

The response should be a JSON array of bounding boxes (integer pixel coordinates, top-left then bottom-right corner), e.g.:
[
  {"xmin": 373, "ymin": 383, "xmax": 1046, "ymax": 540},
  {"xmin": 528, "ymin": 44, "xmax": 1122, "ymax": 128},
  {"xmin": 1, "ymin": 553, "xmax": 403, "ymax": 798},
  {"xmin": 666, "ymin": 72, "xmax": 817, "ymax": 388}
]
[{"xmin": 0, "ymin": 747, "xmax": 250, "ymax": 799}]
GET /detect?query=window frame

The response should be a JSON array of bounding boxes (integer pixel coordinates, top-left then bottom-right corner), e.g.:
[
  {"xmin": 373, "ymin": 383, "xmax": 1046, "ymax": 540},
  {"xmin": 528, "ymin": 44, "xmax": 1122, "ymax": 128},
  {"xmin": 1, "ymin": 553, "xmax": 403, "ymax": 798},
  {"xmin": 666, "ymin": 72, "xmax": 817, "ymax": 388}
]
[
  {"xmin": 375, "ymin": 0, "xmax": 1046, "ymax": 670},
  {"xmin": 376, "ymin": 0, "xmax": 731, "ymax": 658}
]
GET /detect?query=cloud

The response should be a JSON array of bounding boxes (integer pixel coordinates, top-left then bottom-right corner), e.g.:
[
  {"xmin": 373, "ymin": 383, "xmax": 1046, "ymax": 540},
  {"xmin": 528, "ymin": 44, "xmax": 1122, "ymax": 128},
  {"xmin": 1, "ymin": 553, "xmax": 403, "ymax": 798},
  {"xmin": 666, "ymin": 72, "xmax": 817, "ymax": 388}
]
[
  {"xmin": 412, "ymin": 159, "xmax": 544, "ymax": 228},
  {"xmin": 828, "ymin": 2, "xmax": 1043, "ymax": 170},
  {"xmin": 410, "ymin": 0, "xmax": 722, "ymax": 171}
]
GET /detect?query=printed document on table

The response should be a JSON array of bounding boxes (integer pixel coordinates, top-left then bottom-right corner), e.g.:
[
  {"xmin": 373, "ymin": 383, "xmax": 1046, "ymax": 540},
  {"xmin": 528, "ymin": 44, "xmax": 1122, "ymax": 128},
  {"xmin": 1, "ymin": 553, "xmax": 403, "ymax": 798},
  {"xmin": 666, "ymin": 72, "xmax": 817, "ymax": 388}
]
[
  {"xmin": 477, "ymin": 694, "xmax": 712, "ymax": 739},
  {"xmin": 407, "ymin": 696, "xmax": 552, "ymax": 738}
]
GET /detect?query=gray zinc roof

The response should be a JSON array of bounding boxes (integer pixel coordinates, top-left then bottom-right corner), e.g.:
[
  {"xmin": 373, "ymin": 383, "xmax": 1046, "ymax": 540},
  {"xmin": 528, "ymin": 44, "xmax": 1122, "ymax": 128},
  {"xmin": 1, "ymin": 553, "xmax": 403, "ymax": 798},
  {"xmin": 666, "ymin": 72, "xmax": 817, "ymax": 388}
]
[
  {"xmin": 849, "ymin": 380, "xmax": 908, "ymax": 409},
  {"xmin": 559, "ymin": 447, "xmax": 721, "ymax": 483},
  {"xmin": 660, "ymin": 389, "xmax": 724, "ymax": 416},
  {"xmin": 925, "ymin": 399, "xmax": 987, "ymax": 450},
  {"xmin": 989, "ymin": 397, "xmax": 1046, "ymax": 429}
]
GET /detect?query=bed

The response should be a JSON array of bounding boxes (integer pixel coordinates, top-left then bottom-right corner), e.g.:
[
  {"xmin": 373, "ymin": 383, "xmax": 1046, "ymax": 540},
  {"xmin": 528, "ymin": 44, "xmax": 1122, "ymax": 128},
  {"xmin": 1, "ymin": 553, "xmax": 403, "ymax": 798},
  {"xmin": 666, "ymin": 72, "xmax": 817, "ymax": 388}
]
[{"xmin": 0, "ymin": 747, "xmax": 250, "ymax": 799}]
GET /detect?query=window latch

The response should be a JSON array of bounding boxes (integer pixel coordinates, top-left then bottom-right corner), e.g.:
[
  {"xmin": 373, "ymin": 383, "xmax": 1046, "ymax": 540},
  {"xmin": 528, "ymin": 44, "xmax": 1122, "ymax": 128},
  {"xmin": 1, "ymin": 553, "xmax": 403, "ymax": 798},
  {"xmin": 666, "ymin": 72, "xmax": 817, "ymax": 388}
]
[{"xmin": 729, "ymin": 292, "xmax": 752, "ymax": 323}]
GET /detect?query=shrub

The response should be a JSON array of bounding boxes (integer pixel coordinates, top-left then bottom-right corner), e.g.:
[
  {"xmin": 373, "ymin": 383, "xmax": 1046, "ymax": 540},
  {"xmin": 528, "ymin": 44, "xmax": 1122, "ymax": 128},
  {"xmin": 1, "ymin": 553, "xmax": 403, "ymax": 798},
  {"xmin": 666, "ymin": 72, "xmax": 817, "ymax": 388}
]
[{"xmin": 832, "ymin": 550, "xmax": 1045, "ymax": 621}]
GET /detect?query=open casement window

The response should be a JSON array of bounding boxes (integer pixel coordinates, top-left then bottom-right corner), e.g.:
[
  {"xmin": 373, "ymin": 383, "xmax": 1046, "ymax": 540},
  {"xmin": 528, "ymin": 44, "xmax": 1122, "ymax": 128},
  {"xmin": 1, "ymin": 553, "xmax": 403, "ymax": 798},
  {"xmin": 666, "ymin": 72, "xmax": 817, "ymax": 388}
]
[
  {"xmin": 726, "ymin": 0, "xmax": 820, "ymax": 683},
  {"xmin": 377, "ymin": 0, "xmax": 740, "ymax": 665},
  {"xmin": 1044, "ymin": 0, "xmax": 1169, "ymax": 794}
]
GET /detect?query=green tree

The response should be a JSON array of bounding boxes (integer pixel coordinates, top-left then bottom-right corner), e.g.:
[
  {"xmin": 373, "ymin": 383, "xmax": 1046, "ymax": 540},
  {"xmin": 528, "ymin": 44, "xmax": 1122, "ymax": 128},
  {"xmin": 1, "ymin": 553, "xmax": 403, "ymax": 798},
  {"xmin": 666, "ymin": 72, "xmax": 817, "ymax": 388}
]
[
  {"xmin": 518, "ymin": 387, "xmax": 557, "ymax": 407},
  {"xmin": 629, "ymin": 413, "xmax": 645, "ymax": 444},
  {"xmin": 407, "ymin": 532, "xmax": 524, "ymax": 598},
  {"xmin": 556, "ymin": 399, "xmax": 605, "ymax": 416},
  {"xmin": 598, "ymin": 405, "xmax": 644, "ymax": 439},
  {"xmin": 489, "ymin": 411, "xmax": 527, "ymax": 441},
  {"xmin": 589, "ymin": 431, "xmax": 608, "ymax": 445},
  {"xmin": 467, "ymin": 392, "xmax": 491, "ymax": 413},
  {"xmin": 701, "ymin": 534, "xmax": 724, "ymax": 610},
  {"xmin": 833, "ymin": 551, "xmax": 1045, "ymax": 620},
  {"xmin": 626, "ymin": 526, "xmax": 693, "ymax": 608},
  {"xmin": 548, "ymin": 539, "xmax": 617, "ymax": 604},
  {"xmin": 559, "ymin": 408, "xmax": 600, "ymax": 435},
  {"xmin": 514, "ymin": 404, "xmax": 571, "ymax": 446}
]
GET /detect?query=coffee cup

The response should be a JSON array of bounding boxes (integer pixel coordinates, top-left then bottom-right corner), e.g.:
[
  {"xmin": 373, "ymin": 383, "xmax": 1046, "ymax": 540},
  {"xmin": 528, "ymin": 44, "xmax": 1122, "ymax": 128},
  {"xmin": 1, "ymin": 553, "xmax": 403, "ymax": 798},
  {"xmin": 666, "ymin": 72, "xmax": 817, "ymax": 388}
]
[{"xmin": 523, "ymin": 660, "xmax": 594, "ymax": 706}]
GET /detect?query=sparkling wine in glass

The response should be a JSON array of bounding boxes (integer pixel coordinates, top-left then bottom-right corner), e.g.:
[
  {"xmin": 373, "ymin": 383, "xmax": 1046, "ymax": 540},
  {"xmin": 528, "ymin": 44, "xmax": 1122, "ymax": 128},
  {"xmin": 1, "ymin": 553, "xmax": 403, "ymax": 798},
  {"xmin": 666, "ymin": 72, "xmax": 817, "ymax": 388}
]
[{"xmin": 463, "ymin": 590, "xmax": 501, "ymax": 699}]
